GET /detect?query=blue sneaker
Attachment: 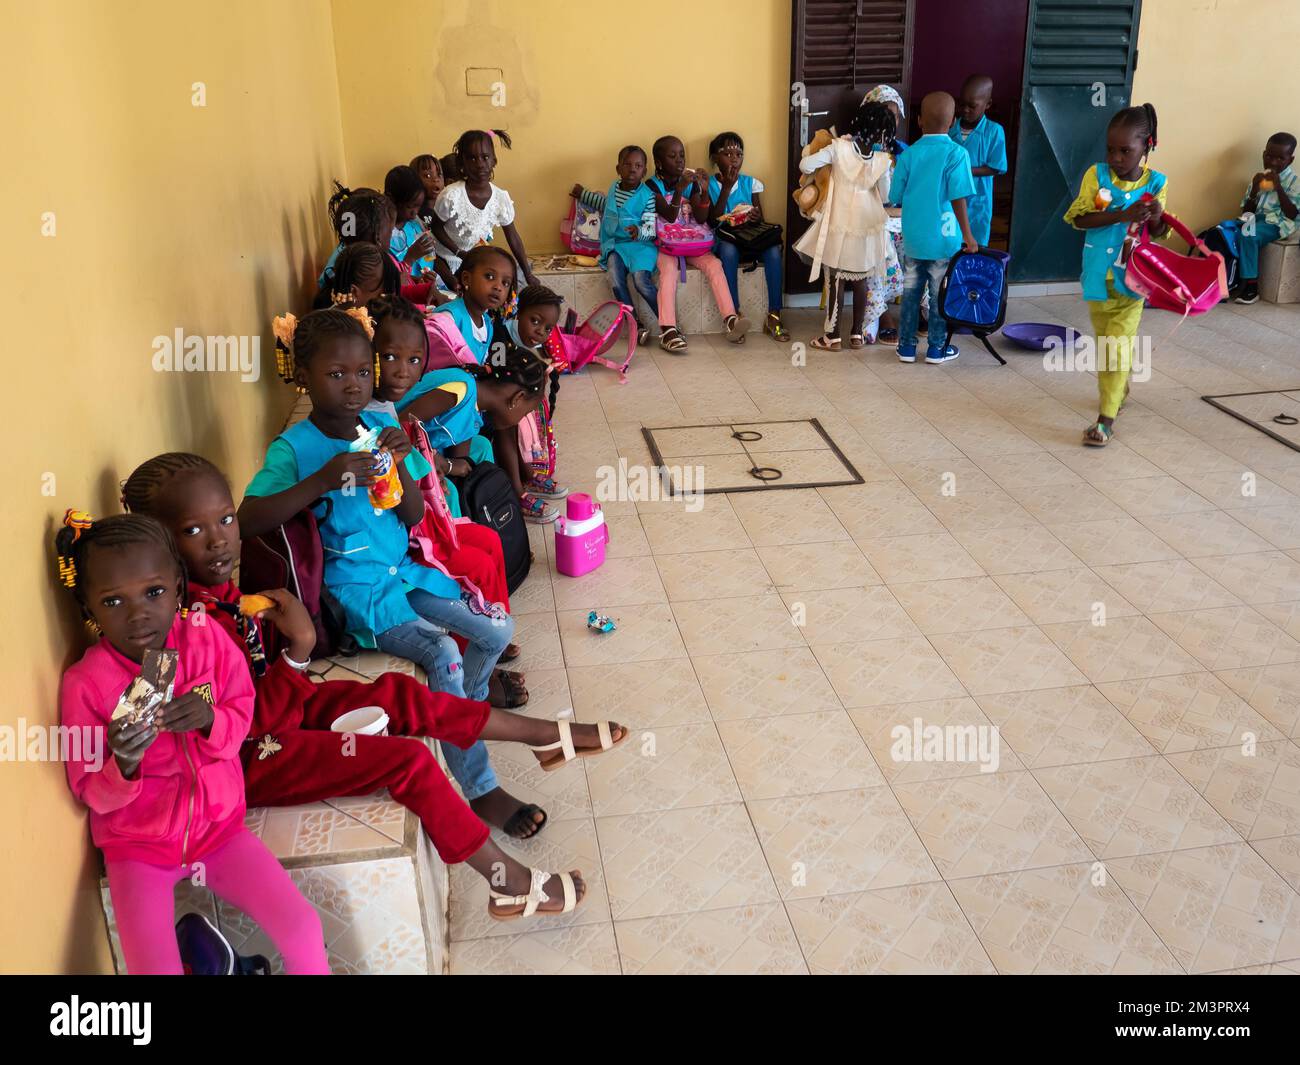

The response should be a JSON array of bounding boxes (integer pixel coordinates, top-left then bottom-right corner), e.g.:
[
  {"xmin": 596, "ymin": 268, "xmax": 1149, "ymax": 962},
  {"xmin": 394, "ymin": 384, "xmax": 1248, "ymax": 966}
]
[
  {"xmin": 896, "ymin": 344, "xmax": 917, "ymax": 364},
  {"xmin": 925, "ymin": 344, "xmax": 960, "ymax": 365}
]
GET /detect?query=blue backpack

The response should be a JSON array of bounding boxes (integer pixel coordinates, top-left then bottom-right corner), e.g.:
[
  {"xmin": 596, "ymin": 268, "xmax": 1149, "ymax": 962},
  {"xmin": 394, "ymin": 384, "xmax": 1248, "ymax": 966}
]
[{"xmin": 939, "ymin": 248, "xmax": 1012, "ymax": 364}]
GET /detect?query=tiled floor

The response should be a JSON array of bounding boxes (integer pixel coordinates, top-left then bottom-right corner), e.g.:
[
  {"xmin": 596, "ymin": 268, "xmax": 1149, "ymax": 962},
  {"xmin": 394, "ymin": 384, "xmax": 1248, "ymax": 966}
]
[{"xmin": 448, "ymin": 297, "xmax": 1300, "ymax": 975}]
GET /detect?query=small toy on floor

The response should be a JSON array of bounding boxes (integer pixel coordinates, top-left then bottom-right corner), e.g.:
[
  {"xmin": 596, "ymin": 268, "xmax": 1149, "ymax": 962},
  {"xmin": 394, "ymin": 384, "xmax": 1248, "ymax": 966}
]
[{"xmin": 587, "ymin": 611, "xmax": 616, "ymax": 633}]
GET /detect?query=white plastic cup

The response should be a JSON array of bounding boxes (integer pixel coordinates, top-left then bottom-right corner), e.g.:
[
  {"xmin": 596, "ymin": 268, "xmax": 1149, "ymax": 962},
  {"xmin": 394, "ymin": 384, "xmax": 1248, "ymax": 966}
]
[{"xmin": 329, "ymin": 706, "xmax": 390, "ymax": 736}]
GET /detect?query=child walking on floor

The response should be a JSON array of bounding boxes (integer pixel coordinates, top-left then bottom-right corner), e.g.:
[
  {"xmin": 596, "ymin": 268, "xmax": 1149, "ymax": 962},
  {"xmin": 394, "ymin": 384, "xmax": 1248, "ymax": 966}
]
[
  {"xmin": 122, "ymin": 453, "xmax": 625, "ymax": 917},
  {"xmin": 649, "ymin": 134, "xmax": 750, "ymax": 352},
  {"xmin": 56, "ymin": 512, "xmax": 330, "ymax": 974},
  {"xmin": 1064, "ymin": 103, "xmax": 1167, "ymax": 446}
]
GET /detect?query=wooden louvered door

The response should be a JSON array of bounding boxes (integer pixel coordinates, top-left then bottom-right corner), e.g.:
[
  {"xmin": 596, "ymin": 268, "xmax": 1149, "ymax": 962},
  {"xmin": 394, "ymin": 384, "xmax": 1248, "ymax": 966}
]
[
  {"xmin": 1009, "ymin": 0, "xmax": 1143, "ymax": 281},
  {"xmin": 785, "ymin": 0, "xmax": 915, "ymax": 294}
]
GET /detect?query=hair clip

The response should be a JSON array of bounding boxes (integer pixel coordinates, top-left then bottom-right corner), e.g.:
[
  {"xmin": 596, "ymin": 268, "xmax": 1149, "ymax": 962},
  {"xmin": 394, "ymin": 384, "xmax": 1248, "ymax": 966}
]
[
  {"xmin": 272, "ymin": 312, "xmax": 299, "ymax": 349},
  {"xmin": 330, "ymin": 290, "xmax": 353, "ymax": 306},
  {"xmin": 344, "ymin": 305, "xmax": 375, "ymax": 339}
]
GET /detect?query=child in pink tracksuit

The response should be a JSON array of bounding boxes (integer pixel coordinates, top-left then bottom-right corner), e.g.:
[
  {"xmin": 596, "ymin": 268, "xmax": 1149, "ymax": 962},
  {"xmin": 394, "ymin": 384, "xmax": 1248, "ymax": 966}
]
[{"xmin": 56, "ymin": 511, "xmax": 328, "ymax": 975}]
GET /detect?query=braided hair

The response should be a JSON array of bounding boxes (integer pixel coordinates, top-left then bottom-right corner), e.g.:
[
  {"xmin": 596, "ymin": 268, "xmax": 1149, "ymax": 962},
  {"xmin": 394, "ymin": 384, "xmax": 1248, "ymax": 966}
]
[
  {"xmin": 468, "ymin": 343, "xmax": 550, "ymax": 398},
  {"xmin": 1109, "ymin": 103, "xmax": 1159, "ymax": 153},
  {"xmin": 516, "ymin": 284, "xmax": 565, "ymax": 413},
  {"xmin": 326, "ymin": 182, "xmax": 395, "ymax": 244},
  {"xmin": 273, "ymin": 307, "xmax": 375, "ymax": 385},
  {"xmin": 455, "ymin": 245, "xmax": 518, "ymax": 308},
  {"xmin": 453, "ymin": 129, "xmax": 512, "ymax": 167},
  {"xmin": 368, "ymin": 294, "xmax": 429, "ymax": 374},
  {"xmin": 121, "ymin": 453, "xmax": 228, "ymax": 519},
  {"xmin": 313, "ymin": 241, "xmax": 399, "ymax": 310},
  {"xmin": 708, "ymin": 131, "xmax": 744, "ymax": 157},
  {"xmin": 383, "ymin": 164, "xmax": 425, "ymax": 208},
  {"xmin": 847, "ymin": 101, "xmax": 897, "ymax": 154},
  {"xmin": 55, "ymin": 511, "xmax": 187, "ymax": 616}
]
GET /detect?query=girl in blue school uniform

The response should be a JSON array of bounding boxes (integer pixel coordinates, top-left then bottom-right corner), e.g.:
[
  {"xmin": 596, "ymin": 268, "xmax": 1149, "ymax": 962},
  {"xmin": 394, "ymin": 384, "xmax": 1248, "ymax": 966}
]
[
  {"xmin": 428, "ymin": 245, "xmax": 516, "ymax": 365},
  {"xmin": 243, "ymin": 307, "xmax": 550, "ymax": 841},
  {"xmin": 571, "ymin": 145, "xmax": 660, "ymax": 345},
  {"xmin": 707, "ymin": 131, "xmax": 790, "ymax": 341},
  {"xmin": 1063, "ymin": 103, "xmax": 1168, "ymax": 447}
]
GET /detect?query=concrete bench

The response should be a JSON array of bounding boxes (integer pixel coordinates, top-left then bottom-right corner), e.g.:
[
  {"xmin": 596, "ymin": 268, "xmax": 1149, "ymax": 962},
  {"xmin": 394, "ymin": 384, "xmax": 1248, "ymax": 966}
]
[
  {"xmin": 532, "ymin": 256, "xmax": 770, "ymax": 334},
  {"xmin": 1260, "ymin": 231, "xmax": 1300, "ymax": 304}
]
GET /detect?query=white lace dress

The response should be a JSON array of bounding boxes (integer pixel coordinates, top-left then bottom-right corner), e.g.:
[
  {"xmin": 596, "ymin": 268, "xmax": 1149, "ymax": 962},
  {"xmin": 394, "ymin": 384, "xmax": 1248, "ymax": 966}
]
[
  {"xmin": 793, "ymin": 137, "xmax": 894, "ymax": 282},
  {"xmin": 432, "ymin": 181, "xmax": 516, "ymax": 272}
]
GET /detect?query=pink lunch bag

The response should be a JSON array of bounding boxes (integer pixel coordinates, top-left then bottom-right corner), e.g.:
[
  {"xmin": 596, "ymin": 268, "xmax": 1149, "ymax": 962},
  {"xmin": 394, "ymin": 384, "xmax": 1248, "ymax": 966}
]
[
  {"xmin": 1123, "ymin": 210, "xmax": 1227, "ymax": 318},
  {"xmin": 561, "ymin": 198, "xmax": 602, "ymax": 257},
  {"xmin": 657, "ymin": 214, "xmax": 716, "ymax": 282}
]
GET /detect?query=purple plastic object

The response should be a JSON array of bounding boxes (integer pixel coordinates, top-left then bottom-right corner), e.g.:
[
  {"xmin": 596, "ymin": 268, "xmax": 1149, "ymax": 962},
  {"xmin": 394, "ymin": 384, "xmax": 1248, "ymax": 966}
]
[{"xmin": 1001, "ymin": 322, "xmax": 1078, "ymax": 351}]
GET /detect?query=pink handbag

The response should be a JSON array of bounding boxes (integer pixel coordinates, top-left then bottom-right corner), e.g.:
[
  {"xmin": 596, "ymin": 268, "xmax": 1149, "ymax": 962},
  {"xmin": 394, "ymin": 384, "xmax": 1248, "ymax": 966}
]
[{"xmin": 1123, "ymin": 210, "xmax": 1227, "ymax": 317}]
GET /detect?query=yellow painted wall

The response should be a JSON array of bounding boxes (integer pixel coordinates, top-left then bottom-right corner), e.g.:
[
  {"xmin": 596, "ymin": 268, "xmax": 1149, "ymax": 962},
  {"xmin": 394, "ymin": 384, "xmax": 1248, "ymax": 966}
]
[
  {"xmin": 0, "ymin": 0, "xmax": 346, "ymax": 973},
  {"xmin": 330, "ymin": 0, "xmax": 792, "ymax": 255},
  {"xmin": 1132, "ymin": 0, "xmax": 1299, "ymax": 233}
]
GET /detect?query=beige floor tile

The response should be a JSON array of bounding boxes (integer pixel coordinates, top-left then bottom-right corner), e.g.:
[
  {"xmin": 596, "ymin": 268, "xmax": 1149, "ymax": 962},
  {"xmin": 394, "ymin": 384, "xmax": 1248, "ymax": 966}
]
[
  {"xmin": 975, "ymin": 686, "xmax": 1155, "ymax": 768},
  {"xmin": 781, "ymin": 585, "xmax": 919, "ymax": 644},
  {"xmin": 1231, "ymin": 504, "xmax": 1300, "ymax": 549},
  {"xmin": 1055, "ymin": 442, "xmax": 1166, "ymax": 483},
  {"xmin": 716, "ymin": 710, "xmax": 884, "ymax": 800},
  {"xmin": 1098, "ymin": 672, "xmax": 1284, "ymax": 753},
  {"xmin": 555, "ymin": 603, "xmax": 686, "ymax": 666},
  {"xmin": 1139, "ymin": 510, "xmax": 1275, "ymax": 558},
  {"xmin": 947, "ymin": 863, "xmax": 1181, "ymax": 974},
  {"xmin": 672, "ymin": 593, "xmax": 806, "ymax": 656},
  {"xmin": 1107, "ymin": 844, "xmax": 1300, "ymax": 973},
  {"xmin": 597, "ymin": 803, "xmax": 779, "ymax": 920},
  {"xmin": 510, "ymin": 568, "xmax": 555, "ymax": 614},
  {"xmin": 817, "ymin": 481, "xmax": 945, "ymax": 538},
  {"xmin": 484, "ymin": 740, "xmax": 594, "ymax": 822},
  {"xmin": 993, "ymin": 567, "xmax": 1140, "ymax": 624},
  {"xmin": 1041, "ymin": 616, "xmax": 1203, "ymax": 683},
  {"xmin": 693, "ymin": 647, "xmax": 842, "ymax": 720},
  {"xmin": 1176, "ymin": 469, "xmax": 1298, "ymax": 510},
  {"xmin": 1148, "ymin": 606, "xmax": 1300, "ymax": 671},
  {"xmin": 849, "ymin": 698, "xmax": 1023, "ymax": 782},
  {"xmin": 924, "ymin": 487, "xmax": 1037, "ymax": 535},
  {"xmin": 449, "ymin": 819, "xmax": 609, "ymax": 941},
  {"xmin": 1191, "ymin": 551, "xmax": 1300, "ymax": 605},
  {"xmin": 757, "ymin": 540, "xmax": 882, "ymax": 592},
  {"xmin": 639, "ymin": 502, "xmax": 751, "ymax": 554},
  {"xmin": 890, "ymin": 576, "xmax": 1031, "ymax": 634},
  {"xmin": 1166, "ymin": 742, "xmax": 1300, "ymax": 841},
  {"xmin": 653, "ymin": 548, "xmax": 773, "ymax": 601},
  {"xmin": 1092, "ymin": 559, "xmax": 1241, "ymax": 613},
  {"xmin": 749, "ymin": 787, "xmax": 940, "ymax": 897},
  {"xmin": 894, "ymin": 770, "xmax": 1092, "ymax": 878},
  {"xmin": 812, "ymin": 638, "xmax": 967, "ymax": 707},
  {"xmin": 549, "ymin": 554, "xmax": 666, "ymax": 610},
  {"xmin": 974, "ymin": 450, "xmax": 1083, "ymax": 490},
  {"xmin": 855, "ymin": 531, "xmax": 987, "ymax": 584},
  {"xmin": 1093, "ymin": 475, "xmax": 1217, "ymax": 518},
  {"xmin": 1032, "ymin": 756, "xmax": 1240, "ymax": 858},
  {"xmin": 614, "ymin": 903, "xmax": 808, "ymax": 975},
  {"xmin": 930, "ymin": 626, "xmax": 1087, "ymax": 694},
  {"xmin": 585, "ymin": 721, "xmax": 739, "ymax": 816},
  {"xmin": 949, "ymin": 523, "xmax": 1083, "ymax": 575},
  {"xmin": 1045, "ymin": 517, "xmax": 1180, "ymax": 566},
  {"xmin": 566, "ymin": 659, "xmax": 711, "ymax": 727},
  {"xmin": 1216, "ymin": 663, "xmax": 1300, "ymax": 738},
  {"xmin": 786, "ymin": 882, "xmax": 995, "ymax": 974},
  {"xmin": 450, "ymin": 923, "xmax": 622, "ymax": 975},
  {"xmin": 509, "ymin": 611, "xmax": 563, "ymax": 677},
  {"xmin": 726, "ymin": 488, "xmax": 852, "ymax": 546},
  {"xmin": 1006, "ymin": 481, "xmax": 1128, "ymax": 525},
  {"xmin": 1252, "ymin": 835, "xmax": 1300, "ymax": 893},
  {"xmin": 590, "ymin": 512, "xmax": 652, "ymax": 558},
  {"xmin": 1254, "ymin": 600, "xmax": 1300, "ymax": 643}
]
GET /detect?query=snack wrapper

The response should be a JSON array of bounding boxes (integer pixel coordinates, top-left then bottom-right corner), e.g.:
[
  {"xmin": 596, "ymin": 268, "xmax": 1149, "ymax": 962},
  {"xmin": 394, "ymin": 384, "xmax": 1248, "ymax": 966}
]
[
  {"xmin": 1093, "ymin": 188, "xmax": 1113, "ymax": 211},
  {"xmin": 110, "ymin": 649, "xmax": 178, "ymax": 726},
  {"xmin": 351, "ymin": 426, "xmax": 404, "ymax": 511}
]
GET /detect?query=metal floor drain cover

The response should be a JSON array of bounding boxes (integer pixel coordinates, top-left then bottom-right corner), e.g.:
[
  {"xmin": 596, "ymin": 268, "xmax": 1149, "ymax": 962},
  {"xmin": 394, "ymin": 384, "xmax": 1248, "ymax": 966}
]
[{"xmin": 1203, "ymin": 389, "xmax": 1300, "ymax": 452}]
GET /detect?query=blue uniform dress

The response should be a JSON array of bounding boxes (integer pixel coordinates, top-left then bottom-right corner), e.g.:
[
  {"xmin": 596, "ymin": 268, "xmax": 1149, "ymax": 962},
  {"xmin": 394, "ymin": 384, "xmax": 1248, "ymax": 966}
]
[
  {"xmin": 245, "ymin": 408, "xmax": 512, "ymax": 801},
  {"xmin": 708, "ymin": 173, "xmax": 784, "ymax": 314},
  {"xmin": 890, "ymin": 134, "xmax": 977, "ymax": 355},
  {"xmin": 431, "ymin": 298, "xmax": 492, "ymax": 364},
  {"xmin": 948, "ymin": 116, "xmax": 1007, "ymax": 247},
  {"xmin": 596, "ymin": 181, "xmax": 659, "ymax": 317}
]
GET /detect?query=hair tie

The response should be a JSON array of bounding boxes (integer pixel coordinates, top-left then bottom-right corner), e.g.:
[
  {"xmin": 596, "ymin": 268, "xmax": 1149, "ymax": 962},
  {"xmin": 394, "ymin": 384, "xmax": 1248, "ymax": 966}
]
[
  {"xmin": 344, "ymin": 305, "xmax": 375, "ymax": 339},
  {"xmin": 58, "ymin": 509, "xmax": 94, "ymax": 588},
  {"xmin": 272, "ymin": 313, "xmax": 299, "ymax": 383}
]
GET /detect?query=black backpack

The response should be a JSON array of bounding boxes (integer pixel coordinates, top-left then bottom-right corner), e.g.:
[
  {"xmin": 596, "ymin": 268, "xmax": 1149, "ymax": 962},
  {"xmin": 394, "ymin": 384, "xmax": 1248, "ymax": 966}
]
[
  {"xmin": 455, "ymin": 460, "xmax": 532, "ymax": 593},
  {"xmin": 1197, "ymin": 221, "xmax": 1240, "ymax": 297},
  {"xmin": 938, "ymin": 248, "xmax": 1011, "ymax": 365}
]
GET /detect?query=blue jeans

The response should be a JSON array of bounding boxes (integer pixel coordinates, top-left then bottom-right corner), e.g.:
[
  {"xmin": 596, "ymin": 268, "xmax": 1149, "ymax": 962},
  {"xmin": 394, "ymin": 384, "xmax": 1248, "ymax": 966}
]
[
  {"xmin": 1240, "ymin": 219, "xmax": 1282, "ymax": 280},
  {"xmin": 715, "ymin": 239, "xmax": 784, "ymax": 314},
  {"xmin": 374, "ymin": 588, "xmax": 514, "ymax": 801},
  {"xmin": 609, "ymin": 254, "xmax": 658, "ymax": 320},
  {"xmin": 898, "ymin": 256, "xmax": 950, "ymax": 353}
]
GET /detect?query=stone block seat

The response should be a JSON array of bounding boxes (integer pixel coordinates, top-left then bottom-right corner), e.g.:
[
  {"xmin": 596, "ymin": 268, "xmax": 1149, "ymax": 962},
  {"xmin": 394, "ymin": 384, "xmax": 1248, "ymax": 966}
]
[{"xmin": 1260, "ymin": 230, "xmax": 1300, "ymax": 304}]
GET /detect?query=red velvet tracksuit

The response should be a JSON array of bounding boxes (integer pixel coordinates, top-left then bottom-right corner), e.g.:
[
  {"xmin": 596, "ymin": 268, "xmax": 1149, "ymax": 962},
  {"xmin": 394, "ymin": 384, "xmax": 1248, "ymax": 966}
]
[{"xmin": 193, "ymin": 580, "xmax": 491, "ymax": 863}]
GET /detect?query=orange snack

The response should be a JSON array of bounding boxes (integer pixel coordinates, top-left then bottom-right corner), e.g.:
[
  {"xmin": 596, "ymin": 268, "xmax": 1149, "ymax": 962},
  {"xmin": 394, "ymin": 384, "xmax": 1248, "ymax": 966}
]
[
  {"xmin": 367, "ymin": 448, "xmax": 404, "ymax": 511},
  {"xmin": 238, "ymin": 593, "xmax": 276, "ymax": 616},
  {"xmin": 1260, "ymin": 178, "xmax": 1276, "ymax": 191}
]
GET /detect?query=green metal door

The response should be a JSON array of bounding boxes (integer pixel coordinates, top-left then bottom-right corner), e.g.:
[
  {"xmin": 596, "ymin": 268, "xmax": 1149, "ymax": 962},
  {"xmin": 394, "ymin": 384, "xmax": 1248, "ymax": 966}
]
[{"xmin": 1009, "ymin": 0, "xmax": 1142, "ymax": 282}]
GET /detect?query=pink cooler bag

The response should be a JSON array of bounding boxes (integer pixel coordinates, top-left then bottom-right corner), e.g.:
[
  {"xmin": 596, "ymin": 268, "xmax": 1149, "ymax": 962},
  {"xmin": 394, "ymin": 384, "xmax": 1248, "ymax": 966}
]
[
  {"xmin": 1123, "ymin": 210, "xmax": 1227, "ymax": 318},
  {"xmin": 553, "ymin": 494, "xmax": 609, "ymax": 577},
  {"xmin": 657, "ymin": 214, "xmax": 716, "ymax": 283}
]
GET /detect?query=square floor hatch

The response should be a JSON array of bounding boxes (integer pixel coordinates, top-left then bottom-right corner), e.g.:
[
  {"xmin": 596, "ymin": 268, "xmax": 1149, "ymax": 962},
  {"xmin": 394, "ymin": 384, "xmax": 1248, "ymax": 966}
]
[
  {"xmin": 1202, "ymin": 389, "xmax": 1300, "ymax": 452},
  {"xmin": 640, "ymin": 418, "xmax": 864, "ymax": 494}
]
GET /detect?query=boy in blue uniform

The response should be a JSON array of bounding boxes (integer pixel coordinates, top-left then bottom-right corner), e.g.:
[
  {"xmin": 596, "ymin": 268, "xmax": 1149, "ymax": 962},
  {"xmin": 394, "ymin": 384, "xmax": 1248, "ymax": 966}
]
[
  {"xmin": 949, "ymin": 75, "xmax": 1007, "ymax": 248},
  {"xmin": 1234, "ymin": 132, "xmax": 1298, "ymax": 304},
  {"xmin": 892, "ymin": 91, "xmax": 978, "ymax": 365}
]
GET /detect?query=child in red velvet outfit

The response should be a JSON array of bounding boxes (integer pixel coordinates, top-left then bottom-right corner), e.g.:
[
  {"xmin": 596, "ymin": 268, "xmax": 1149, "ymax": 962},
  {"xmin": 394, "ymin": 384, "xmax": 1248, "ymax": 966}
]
[{"xmin": 122, "ymin": 452, "xmax": 628, "ymax": 920}]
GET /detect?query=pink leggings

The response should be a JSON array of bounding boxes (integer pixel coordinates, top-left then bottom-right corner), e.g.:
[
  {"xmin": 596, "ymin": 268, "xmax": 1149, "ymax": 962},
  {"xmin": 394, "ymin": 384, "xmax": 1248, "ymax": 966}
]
[
  {"xmin": 105, "ymin": 827, "xmax": 329, "ymax": 975},
  {"xmin": 657, "ymin": 252, "xmax": 737, "ymax": 328}
]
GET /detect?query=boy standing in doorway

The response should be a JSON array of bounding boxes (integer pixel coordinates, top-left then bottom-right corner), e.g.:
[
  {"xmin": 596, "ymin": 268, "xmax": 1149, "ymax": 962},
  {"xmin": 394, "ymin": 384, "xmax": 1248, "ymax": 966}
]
[{"xmin": 949, "ymin": 74, "xmax": 1007, "ymax": 248}]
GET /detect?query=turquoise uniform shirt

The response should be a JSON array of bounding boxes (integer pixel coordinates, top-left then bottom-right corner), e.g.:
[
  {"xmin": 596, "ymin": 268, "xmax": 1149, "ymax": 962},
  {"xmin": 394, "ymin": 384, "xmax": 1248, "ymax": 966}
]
[
  {"xmin": 891, "ymin": 134, "xmax": 977, "ymax": 261},
  {"xmin": 948, "ymin": 115, "xmax": 1007, "ymax": 247}
]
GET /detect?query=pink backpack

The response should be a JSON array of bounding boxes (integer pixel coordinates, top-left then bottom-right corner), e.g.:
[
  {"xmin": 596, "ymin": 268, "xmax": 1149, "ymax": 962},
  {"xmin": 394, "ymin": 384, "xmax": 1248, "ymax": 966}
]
[
  {"xmin": 423, "ymin": 311, "xmax": 479, "ymax": 370},
  {"xmin": 561, "ymin": 198, "xmax": 602, "ymax": 257},
  {"xmin": 1123, "ymin": 211, "xmax": 1227, "ymax": 318},
  {"xmin": 544, "ymin": 300, "xmax": 637, "ymax": 383}
]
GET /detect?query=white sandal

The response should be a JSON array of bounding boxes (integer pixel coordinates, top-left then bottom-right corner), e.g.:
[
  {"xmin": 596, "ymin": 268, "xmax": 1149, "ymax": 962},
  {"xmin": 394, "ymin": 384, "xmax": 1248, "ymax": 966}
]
[
  {"xmin": 488, "ymin": 867, "xmax": 581, "ymax": 921},
  {"xmin": 531, "ymin": 715, "xmax": 627, "ymax": 772}
]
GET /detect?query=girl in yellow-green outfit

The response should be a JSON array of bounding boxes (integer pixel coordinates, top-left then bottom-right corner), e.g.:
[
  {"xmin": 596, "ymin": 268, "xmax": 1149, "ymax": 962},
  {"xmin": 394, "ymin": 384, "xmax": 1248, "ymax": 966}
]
[{"xmin": 1064, "ymin": 103, "xmax": 1167, "ymax": 447}]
